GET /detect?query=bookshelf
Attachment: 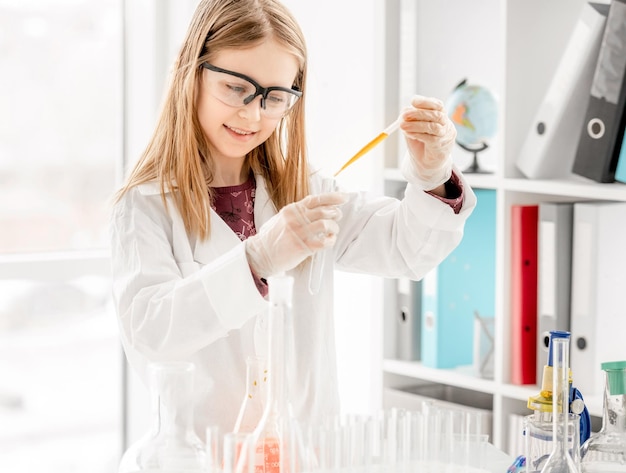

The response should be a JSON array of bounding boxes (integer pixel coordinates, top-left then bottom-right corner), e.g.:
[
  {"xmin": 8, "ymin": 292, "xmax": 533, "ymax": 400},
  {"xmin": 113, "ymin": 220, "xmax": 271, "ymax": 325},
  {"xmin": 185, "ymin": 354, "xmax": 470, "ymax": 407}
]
[{"xmin": 380, "ymin": 0, "xmax": 624, "ymax": 455}]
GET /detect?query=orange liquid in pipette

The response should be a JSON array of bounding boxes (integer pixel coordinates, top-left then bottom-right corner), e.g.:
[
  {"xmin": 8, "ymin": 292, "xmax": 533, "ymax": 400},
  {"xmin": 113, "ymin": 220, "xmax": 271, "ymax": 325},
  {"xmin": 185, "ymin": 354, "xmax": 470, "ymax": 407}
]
[{"xmin": 333, "ymin": 131, "xmax": 390, "ymax": 177}]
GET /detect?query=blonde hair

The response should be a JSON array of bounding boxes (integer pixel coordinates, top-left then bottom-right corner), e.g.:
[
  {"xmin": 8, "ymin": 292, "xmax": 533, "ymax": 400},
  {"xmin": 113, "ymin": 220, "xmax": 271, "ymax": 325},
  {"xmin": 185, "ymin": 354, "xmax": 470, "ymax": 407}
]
[{"xmin": 116, "ymin": 0, "xmax": 310, "ymax": 240}]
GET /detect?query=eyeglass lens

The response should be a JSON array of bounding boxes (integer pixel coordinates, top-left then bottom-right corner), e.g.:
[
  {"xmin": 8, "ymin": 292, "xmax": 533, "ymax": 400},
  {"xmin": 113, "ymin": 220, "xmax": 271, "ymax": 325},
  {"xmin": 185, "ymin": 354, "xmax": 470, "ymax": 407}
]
[{"xmin": 204, "ymin": 67, "xmax": 299, "ymax": 118}]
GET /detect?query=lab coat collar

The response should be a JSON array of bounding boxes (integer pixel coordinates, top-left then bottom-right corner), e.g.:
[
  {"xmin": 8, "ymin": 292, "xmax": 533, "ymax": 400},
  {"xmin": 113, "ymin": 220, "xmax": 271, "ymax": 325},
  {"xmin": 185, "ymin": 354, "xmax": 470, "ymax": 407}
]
[
  {"xmin": 135, "ymin": 174, "xmax": 275, "ymax": 226},
  {"xmin": 142, "ymin": 173, "xmax": 276, "ymax": 265},
  {"xmin": 137, "ymin": 180, "xmax": 163, "ymax": 196}
]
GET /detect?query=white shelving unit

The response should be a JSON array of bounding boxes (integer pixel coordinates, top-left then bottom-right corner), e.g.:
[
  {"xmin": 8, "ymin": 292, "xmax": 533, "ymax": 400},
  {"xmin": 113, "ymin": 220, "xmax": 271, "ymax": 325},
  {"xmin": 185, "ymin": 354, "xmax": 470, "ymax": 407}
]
[{"xmin": 380, "ymin": 0, "xmax": 623, "ymax": 453}]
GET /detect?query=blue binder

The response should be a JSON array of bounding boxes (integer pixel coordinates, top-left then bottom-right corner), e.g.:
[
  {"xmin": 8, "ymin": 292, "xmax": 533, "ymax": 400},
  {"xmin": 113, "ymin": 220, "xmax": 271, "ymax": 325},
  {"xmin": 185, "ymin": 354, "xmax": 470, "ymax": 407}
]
[
  {"xmin": 613, "ymin": 132, "xmax": 626, "ymax": 183},
  {"xmin": 421, "ymin": 188, "xmax": 497, "ymax": 369}
]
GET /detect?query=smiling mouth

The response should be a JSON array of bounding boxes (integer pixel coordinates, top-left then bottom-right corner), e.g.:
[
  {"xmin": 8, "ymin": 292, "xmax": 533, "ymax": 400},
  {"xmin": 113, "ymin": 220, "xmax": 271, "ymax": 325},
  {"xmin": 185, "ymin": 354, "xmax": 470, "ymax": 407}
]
[{"xmin": 226, "ymin": 125, "xmax": 255, "ymax": 136}]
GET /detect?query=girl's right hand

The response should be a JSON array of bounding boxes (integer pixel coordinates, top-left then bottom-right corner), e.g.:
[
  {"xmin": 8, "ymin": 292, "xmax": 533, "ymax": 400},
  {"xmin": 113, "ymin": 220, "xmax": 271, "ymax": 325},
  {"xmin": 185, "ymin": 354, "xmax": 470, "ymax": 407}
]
[{"xmin": 245, "ymin": 192, "xmax": 347, "ymax": 279}]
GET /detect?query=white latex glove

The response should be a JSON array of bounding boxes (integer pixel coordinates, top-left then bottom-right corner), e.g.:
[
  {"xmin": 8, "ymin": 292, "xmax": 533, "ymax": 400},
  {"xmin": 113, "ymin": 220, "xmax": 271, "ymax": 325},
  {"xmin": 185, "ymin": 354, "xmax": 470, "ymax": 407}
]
[
  {"xmin": 400, "ymin": 95, "xmax": 456, "ymax": 190},
  {"xmin": 245, "ymin": 192, "xmax": 347, "ymax": 279}
]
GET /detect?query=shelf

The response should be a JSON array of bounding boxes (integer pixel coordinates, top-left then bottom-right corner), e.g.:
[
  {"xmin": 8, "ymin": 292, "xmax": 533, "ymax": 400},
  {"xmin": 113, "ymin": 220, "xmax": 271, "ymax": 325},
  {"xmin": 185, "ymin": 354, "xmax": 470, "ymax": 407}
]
[
  {"xmin": 383, "ymin": 167, "xmax": 500, "ymax": 190},
  {"xmin": 384, "ymin": 359, "xmax": 605, "ymax": 420},
  {"xmin": 379, "ymin": 0, "xmax": 615, "ymax": 454},
  {"xmin": 503, "ymin": 176, "xmax": 626, "ymax": 201},
  {"xmin": 383, "ymin": 358, "xmax": 496, "ymax": 394},
  {"xmin": 384, "ymin": 168, "xmax": 626, "ymax": 201}
]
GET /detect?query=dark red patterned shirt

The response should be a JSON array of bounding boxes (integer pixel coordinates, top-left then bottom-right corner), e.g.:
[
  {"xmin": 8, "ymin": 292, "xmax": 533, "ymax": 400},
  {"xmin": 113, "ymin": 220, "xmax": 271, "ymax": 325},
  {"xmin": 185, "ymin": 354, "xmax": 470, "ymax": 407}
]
[
  {"xmin": 210, "ymin": 176, "xmax": 268, "ymax": 296},
  {"xmin": 210, "ymin": 176, "xmax": 257, "ymax": 241}
]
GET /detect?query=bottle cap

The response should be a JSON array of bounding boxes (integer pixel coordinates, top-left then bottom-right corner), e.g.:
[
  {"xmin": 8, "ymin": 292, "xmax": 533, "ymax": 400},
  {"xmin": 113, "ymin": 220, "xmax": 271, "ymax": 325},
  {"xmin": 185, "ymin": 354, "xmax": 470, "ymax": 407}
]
[
  {"xmin": 601, "ymin": 360, "xmax": 626, "ymax": 395},
  {"xmin": 547, "ymin": 330, "xmax": 570, "ymax": 367}
]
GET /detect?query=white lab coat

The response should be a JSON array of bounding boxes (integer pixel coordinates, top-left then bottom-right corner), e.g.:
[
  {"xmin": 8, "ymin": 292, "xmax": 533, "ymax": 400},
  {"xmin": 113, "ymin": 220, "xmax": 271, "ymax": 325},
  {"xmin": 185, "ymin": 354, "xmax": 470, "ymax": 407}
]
[{"xmin": 110, "ymin": 160, "xmax": 476, "ymax": 437}]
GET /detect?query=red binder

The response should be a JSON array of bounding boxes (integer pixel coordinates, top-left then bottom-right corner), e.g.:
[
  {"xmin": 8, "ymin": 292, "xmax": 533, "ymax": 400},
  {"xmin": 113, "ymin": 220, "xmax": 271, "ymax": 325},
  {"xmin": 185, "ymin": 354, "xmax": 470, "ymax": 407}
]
[{"xmin": 510, "ymin": 205, "xmax": 539, "ymax": 385}]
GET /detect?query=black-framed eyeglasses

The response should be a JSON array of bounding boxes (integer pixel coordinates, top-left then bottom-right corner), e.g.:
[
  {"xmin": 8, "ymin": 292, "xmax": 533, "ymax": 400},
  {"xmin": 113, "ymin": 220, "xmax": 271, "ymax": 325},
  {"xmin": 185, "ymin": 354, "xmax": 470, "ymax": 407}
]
[{"xmin": 201, "ymin": 62, "xmax": 302, "ymax": 118}]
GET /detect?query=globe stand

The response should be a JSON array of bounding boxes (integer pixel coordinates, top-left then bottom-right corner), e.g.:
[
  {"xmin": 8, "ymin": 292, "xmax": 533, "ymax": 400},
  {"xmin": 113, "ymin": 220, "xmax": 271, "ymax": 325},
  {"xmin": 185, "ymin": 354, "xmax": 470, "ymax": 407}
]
[{"xmin": 458, "ymin": 141, "xmax": 492, "ymax": 174}]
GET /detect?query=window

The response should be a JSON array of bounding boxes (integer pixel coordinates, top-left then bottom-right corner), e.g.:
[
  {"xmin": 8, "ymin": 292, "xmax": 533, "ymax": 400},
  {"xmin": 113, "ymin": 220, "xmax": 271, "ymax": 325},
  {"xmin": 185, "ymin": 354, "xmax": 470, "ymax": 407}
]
[
  {"xmin": 0, "ymin": 0, "xmax": 121, "ymax": 253},
  {"xmin": 0, "ymin": 0, "xmax": 123, "ymax": 470}
]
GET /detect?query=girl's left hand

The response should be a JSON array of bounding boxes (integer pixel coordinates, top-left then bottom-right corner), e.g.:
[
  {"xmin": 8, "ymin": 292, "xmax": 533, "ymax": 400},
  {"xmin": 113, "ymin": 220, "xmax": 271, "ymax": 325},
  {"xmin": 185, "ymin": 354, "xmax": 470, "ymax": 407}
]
[{"xmin": 400, "ymin": 95, "xmax": 456, "ymax": 189}]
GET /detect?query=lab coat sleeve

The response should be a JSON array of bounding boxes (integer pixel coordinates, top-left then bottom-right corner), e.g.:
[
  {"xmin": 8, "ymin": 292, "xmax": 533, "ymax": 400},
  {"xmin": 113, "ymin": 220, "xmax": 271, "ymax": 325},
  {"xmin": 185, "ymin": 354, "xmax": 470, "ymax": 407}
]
[
  {"xmin": 333, "ymin": 163, "xmax": 476, "ymax": 280},
  {"xmin": 110, "ymin": 188, "xmax": 267, "ymax": 361}
]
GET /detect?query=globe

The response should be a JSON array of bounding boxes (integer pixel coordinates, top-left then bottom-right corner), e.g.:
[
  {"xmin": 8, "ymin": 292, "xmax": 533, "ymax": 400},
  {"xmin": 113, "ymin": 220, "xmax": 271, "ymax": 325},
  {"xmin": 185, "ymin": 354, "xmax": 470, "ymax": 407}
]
[{"xmin": 446, "ymin": 80, "xmax": 498, "ymax": 173}]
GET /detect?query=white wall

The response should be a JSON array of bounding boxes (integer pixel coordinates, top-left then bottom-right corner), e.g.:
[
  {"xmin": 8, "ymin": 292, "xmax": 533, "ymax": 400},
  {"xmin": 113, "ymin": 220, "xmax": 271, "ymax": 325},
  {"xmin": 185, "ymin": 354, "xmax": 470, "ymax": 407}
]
[{"xmin": 282, "ymin": 0, "xmax": 386, "ymax": 416}]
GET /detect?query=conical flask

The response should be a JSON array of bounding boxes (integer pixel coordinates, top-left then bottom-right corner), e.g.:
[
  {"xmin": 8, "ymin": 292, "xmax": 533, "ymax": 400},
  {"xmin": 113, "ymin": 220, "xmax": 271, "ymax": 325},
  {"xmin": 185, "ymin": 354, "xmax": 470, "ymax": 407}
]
[
  {"xmin": 231, "ymin": 356, "xmax": 270, "ymax": 473},
  {"xmin": 580, "ymin": 360, "xmax": 626, "ymax": 472},
  {"xmin": 118, "ymin": 361, "xmax": 207, "ymax": 473},
  {"xmin": 241, "ymin": 274, "xmax": 311, "ymax": 473},
  {"xmin": 234, "ymin": 356, "xmax": 269, "ymax": 434},
  {"xmin": 540, "ymin": 336, "xmax": 581, "ymax": 473}
]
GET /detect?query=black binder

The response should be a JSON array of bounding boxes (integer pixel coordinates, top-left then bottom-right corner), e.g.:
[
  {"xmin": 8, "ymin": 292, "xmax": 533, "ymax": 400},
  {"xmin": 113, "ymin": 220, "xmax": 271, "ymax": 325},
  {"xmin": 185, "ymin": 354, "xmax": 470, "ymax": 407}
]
[{"xmin": 572, "ymin": 0, "xmax": 626, "ymax": 183}]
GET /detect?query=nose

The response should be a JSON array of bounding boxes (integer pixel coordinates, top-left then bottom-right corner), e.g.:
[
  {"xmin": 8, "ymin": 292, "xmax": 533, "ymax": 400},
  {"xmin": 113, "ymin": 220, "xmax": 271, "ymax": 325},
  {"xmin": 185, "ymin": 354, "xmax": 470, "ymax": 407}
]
[{"xmin": 238, "ymin": 94, "xmax": 263, "ymax": 121}]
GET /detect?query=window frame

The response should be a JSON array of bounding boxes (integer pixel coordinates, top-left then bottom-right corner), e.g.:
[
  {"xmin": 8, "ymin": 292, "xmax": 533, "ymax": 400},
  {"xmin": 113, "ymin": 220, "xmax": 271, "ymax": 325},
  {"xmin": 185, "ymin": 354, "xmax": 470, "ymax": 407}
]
[{"xmin": 0, "ymin": 0, "xmax": 200, "ymax": 457}]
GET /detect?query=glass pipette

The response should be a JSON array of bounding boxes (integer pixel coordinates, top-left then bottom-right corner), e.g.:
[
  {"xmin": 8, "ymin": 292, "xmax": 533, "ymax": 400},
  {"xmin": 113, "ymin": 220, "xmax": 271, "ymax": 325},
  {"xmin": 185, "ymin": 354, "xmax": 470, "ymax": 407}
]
[{"xmin": 333, "ymin": 116, "xmax": 402, "ymax": 177}]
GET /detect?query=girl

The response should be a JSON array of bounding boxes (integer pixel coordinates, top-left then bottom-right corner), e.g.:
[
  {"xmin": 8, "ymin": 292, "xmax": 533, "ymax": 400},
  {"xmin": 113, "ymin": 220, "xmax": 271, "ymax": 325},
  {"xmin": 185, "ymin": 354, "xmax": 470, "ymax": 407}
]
[{"xmin": 111, "ymin": 0, "xmax": 476, "ymax": 438}]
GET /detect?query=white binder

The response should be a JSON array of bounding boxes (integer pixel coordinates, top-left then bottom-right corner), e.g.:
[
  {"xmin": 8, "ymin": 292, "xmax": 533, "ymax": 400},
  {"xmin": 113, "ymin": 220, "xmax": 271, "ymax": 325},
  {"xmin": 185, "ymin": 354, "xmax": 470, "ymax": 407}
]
[
  {"xmin": 394, "ymin": 277, "xmax": 422, "ymax": 361},
  {"xmin": 570, "ymin": 201, "xmax": 626, "ymax": 396},
  {"xmin": 516, "ymin": 2, "xmax": 608, "ymax": 179}
]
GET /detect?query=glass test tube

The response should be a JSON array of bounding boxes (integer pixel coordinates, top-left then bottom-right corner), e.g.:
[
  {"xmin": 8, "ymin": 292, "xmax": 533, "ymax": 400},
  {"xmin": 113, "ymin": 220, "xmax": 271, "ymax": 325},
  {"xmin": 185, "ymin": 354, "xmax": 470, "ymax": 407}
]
[
  {"xmin": 308, "ymin": 177, "xmax": 336, "ymax": 295},
  {"xmin": 223, "ymin": 432, "xmax": 253, "ymax": 473}
]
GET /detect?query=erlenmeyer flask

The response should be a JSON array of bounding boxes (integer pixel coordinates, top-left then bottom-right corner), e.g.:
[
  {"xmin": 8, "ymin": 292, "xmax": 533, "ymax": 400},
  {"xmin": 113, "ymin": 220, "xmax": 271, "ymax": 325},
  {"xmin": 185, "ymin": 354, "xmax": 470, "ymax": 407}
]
[
  {"xmin": 244, "ymin": 274, "xmax": 311, "ymax": 473},
  {"xmin": 118, "ymin": 361, "xmax": 207, "ymax": 473},
  {"xmin": 234, "ymin": 356, "xmax": 268, "ymax": 434},
  {"xmin": 232, "ymin": 356, "xmax": 269, "ymax": 473},
  {"xmin": 580, "ymin": 360, "xmax": 626, "ymax": 472},
  {"xmin": 540, "ymin": 337, "xmax": 581, "ymax": 473}
]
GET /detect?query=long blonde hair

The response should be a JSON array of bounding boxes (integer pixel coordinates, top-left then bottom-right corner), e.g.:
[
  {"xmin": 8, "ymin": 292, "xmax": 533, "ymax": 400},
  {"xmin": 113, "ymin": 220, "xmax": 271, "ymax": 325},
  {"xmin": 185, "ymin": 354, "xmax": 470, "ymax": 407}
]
[{"xmin": 116, "ymin": 0, "xmax": 310, "ymax": 240}]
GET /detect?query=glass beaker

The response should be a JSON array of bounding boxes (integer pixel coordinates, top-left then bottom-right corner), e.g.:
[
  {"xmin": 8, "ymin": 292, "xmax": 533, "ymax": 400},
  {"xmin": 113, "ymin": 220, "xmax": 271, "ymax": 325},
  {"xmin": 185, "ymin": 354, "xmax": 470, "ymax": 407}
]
[
  {"xmin": 118, "ymin": 361, "xmax": 207, "ymax": 473},
  {"xmin": 525, "ymin": 412, "xmax": 581, "ymax": 473},
  {"xmin": 580, "ymin": 360, "xmax": 626, "ymax": 472}
]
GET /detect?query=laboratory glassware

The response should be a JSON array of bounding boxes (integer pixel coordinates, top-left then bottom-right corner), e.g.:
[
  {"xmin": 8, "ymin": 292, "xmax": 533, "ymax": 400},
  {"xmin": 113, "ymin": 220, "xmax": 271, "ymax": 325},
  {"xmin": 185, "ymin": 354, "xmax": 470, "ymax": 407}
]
[
  {"xmin": 333, "ymin": 117, "xmax": 402, "ymax": 176},
  {"xmin": 118, "ymin": 361, "xmax": 207, "ymax": 473},
  {"xmin": 526, "ymin": 331, "xmax": 587, "ymax": 472},
  {"xmin": 234, "ymin": 356, "xmax": 268, "ymax": 434},
  {"xmin": 580, "ymin": 360, "xmax": 626, "ymax": 472},
  {"xmin": 308, "ymin": 177, "xmax": 336, "ymax": 295},
  {"xmin": 223, "ymin": 432, "xmax": 254, "ymax": 473},
  {"xmin": 245, "ymin": 274, "xmax": 312, "ymax": 473},
  {"xmin": 232, "ymin": 355, "xmax": 269, "ymax": 473},
  {"xmin": 306, "ymin": 404, "xmax": 487, "ymax": 472},
  {"xmin": 540, "ymin": 336, "xmax": 581, "ymax": 473}
]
